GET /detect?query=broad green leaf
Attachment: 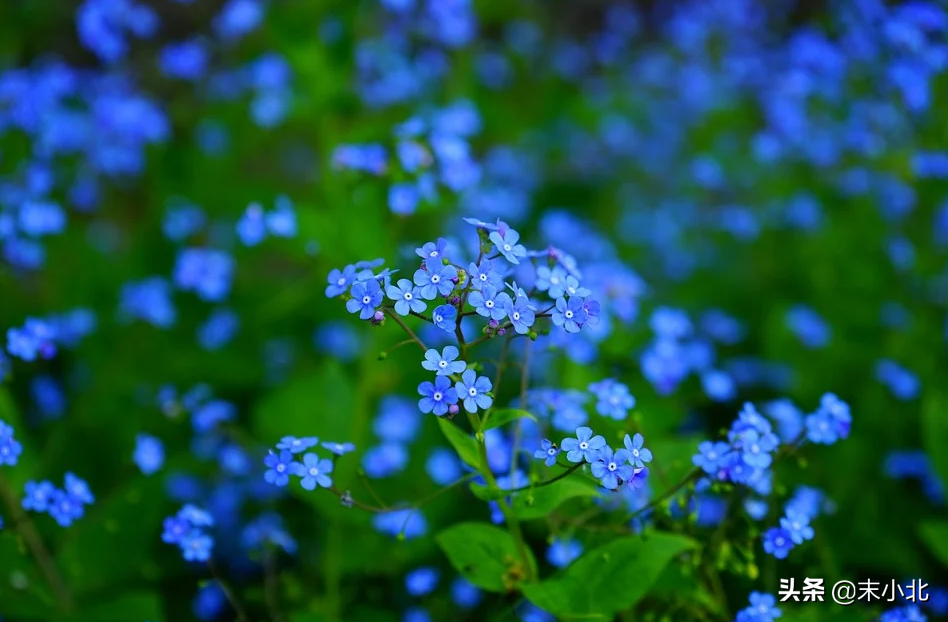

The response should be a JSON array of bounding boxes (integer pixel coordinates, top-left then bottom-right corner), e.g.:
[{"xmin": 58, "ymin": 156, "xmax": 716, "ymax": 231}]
[
  {"xmin": 480, "ymin": 408, "xmax": 536, "ymax": 432},
  {"xmin": 522, "ymin": 532, "xmax": 698, "ymax": 618},
  {"xmin": 922, "ymin": 395, "xmax": 948, "ymax": 494},
  {"xmin": 919, "ymin": 520, "xmax": 948, "ymax": 569},
  {"xmin": 75, "ymin": 591, "xmax": 162, "ymax": 621},
  {"xmin": 57, "ymin": 477, "xmax": 166, "ymax": 595},
  {"xmin": 436, "ymin": 417, "xmax": 481, "ymax": 470},
  {"xmin": 436, "ymin": 522, "xmax": 537, "ymax": 592},
  {"xmin": 511, "ymin": 473, "xmax": 601, "ymax": 520}
]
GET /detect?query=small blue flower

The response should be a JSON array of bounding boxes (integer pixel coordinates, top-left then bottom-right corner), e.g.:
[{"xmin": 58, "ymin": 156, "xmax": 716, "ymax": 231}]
[
  {"xmin": 623, "ymin": 433, "xmax": 652, "ymax": 468},
  {"xmin": 780, "ymin": 510, "xmax": 815, "ymax": 545},
  {"xmin": 432, "ymin": 305, "xmax": 458, "ymax": 332},
  {"xmin": 48, "ymin": 489, "xmax": 84, "ymax": 527},
  {"xmin": 413, "ymin": 261, "xmax": 458, "ymax": 299},
  {"xmin": 552, "ymin": 296, "xmax": 584, "ymax": 333},
  {"xmin": 346, "ymin": 279, "xmax": 384, "ymax": 320},
  {"xmin": 0, "ymin": 427, "xmax": 23, "ymax": 466},
  {"xmin": 489, "ymin": 228, "xmax": 527, "ymax": 264},
  {"xmin": 535, "ymin": 266, "xmax": 569, "ymax": 298},
  {"xmin": 561, "ymin": 426, "xmax": 606, "ymax": 463},
  {"xmin": 467, "ymin": 261, "xmax": 503, "ymax": 291},
  {"xmin": 415, "ymin": 239, "xmax": 449, "ymax": 261},
  {"xmin": 405, "ymin": 567, "xmax": 440, "ymax": 596},
  {"xmin": 326, "ymin": 265, "xmax": 358, "ymax": 298},
  {"xmin": 296, "ymin": 453, "xmax": 334, "ymax": 490},
  {"xmin": 417, "ymin": 376, "xmax": 459, "ymax": 416},
  {"xmin": 504, "ymin": 295, "xmax": 536, "ymax": 335},
  {"xmin": 263, "ymin": 450, "xmax": 297, "ymax": 487},
  {"xmin": 322, "ymin": 441, "xmax": 356, "ymax": 456},
  {"xmin": 387, "ymin": 278, "xmax": 427, "ymax": 316},
  {"xmin": 693, "ymin": 441, "xmax": 730, "ymax": 475},
  {"xmin": 739, "ymin": 592, "xmax": 782, "ymax": 622},
  {"xmin": 455, "ymin": 369, "xmax": 493, "ymax": 413},
  {"xmin": 468, "ymin": 284, "xmax": 511, "ymax": 321},
  {"xmin": 422, "ymin": 346, "xmax": 466, "ymax": 376},
  {"xmin": 546, "ymin": 538, "xmax": 583, "ymax": 568},
  {"xmin": 181, "ymin": 531, "xmax": 214, "ymax": 562},
  {"xmin": 133, "ymin": 434, "xmax": 165, "ymax": 476},
  {"xmin": 762, "ymin": 527, "xmax": 795, "ymax": 559},
  {"xmin": 277, "ymin": 436, "xmax": 319, "ymax": 453},
  {"xmin": 591, "ymin": 446, "xmax": 635, "ymax": 490},
  {"xmin": 22, "ymin": 480, "xmax": 56, "ymax": 512},
  {"xmin": 589, "ymin": 379, "xmax": 636, "ymax": 420},
  {"xmin": 64, "ymin": 473, "xmax": 94, "ymax": 505},
  {"xmin": 533, "ymin": 439, "xmax": 559, "ymax": 466}
]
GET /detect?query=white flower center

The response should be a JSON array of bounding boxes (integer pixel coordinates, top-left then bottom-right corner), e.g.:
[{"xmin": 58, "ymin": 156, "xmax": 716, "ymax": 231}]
[
  {"xmin": 479, "ymin": 273, "xmax": 487, "ymax": 281},
  {"xmin": 468, "ymin": 387, "xmax": 477, "ymax": 397},
  {"xmin": 438, "ymin": 360, "xmax": 447, "ymax": 368},
  {"xmin": 362, "ymin": 295, "xmax": 371, "ymax": 304},
  {"xmin": 276, "ymin": 464, "xmax": 285, "ymax": 472},
  {"xmin": 404, "ymin": 292, "xmax": 413, "ymax": 301},
  {"xmin": 309, "ymin": 467, "xmax": 319, "ymax": 477},
  {"xmin": 435, "ymin": 314, "xmax": 443, "ymax": 322},
  {"xmin": 608, "ymin": 461, "xmax": 617, "ymax": 471},
  {"xmin": 336, "ymin": 277, "xmax": 346, "ymax": 286},
  {"xmin": 708, "ymin": 451, "xmax": 717, "ymax": 459},
  {"xmin": 565, "ymin": 310, "xmax": 573, "ymax": 319},
  {"xmin": 431, "ymin": 275, "xmax": 441, "ymax": 284},
  {"xmin": 503, "ymin": 244, "xmax": 512, "ymax": 251},
  {"xmin": 751, "ymin": 444, "xmax": 760, "ymax": 453},
  {"xmin": 485, "ymin": 300, "xmax": 494, "ymax": 308},
  {"xmin": 579, "ymin": 441, "xmax": 588, "ymax": 450},
  {"xmin": 429, "ymin": 251, "xmax": 438, "ymax": 257},
  {"xmin": 551, "ymin": 276, "xmax": 560, "ymax": 284},
  {"xmin": 513, "ymin": 311, "xmax": 521, "ymax": 321},
  {"xmin": 775, "ymin": 536, "xmax": 785, "ymax": 546},
  {"xmin": 547, "ymin": 448, "xmax": 556, "ymax": 456},
  {"xmin": 632, "ymin": 449, "xmax": 639, "ymax": 457},
  {"xmin": 433, "ymin": 391, "xmax": 443, "ymax": 401},
  {"xmin": 567, "ymin": 286, "xmax": 576, "ymax": 295}
]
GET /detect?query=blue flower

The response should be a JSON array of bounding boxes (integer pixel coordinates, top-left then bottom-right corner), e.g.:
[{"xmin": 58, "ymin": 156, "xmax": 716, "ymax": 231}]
[
  {"xmin": 489, "ymin": 228, "xmax": 527, "ymax": 264},
  {"xmin": 387, "ymin": 278, "xmax": 427, "ymax": 316},
  {"xmin": 552, "ymin": 296, "xmax": 584, "ymax": 333},
  {"xmin": 623, "ymin": 433, "xmax": 652, "ymax": 468},
  {"xmin": 426, "ymin": 447, "xmax": 462, "ymax": 485},
  {"xmin": 737, "ymin": 592, "xmax": 782, "ymax": 622},
  {"xmin": 296, "ymin": 453, "xmax": 333, "ymax": 490},
  {"xmin": 417, "ymin": 376, "xmax": 459, "ymax": 416},
  {"xmin": 422, "ymin": 345, "xmax": 467, "ymax": 375},
  {"xmin": 432, "ymin": 305, "xmax": 458, "ymax": 332},
  {"xmin": 468, "ymin": 284, "xmax": 511, "ymax": 321},
  {"xmin": 740, "ymin": 430, "xmax": 777, "ymax": 469},
  {"xmin": 322, "ymin": 441, "xmax": 356, "ymax": 456},
  {"xmin": 0, "ymin": 425, "xmax": 23, "ymax": 466},
  {"xmin": 546, "ymin": 538, "xmax": 583, "ymax": 568},
  {"xmin": 415, "ymin": 239, "xmax": 449, "ymax": 261},
  {"xmin": 591, "ymin": 446, "xmax": 635, "ymax": 490},
  {"xmin": 6, "ymin": 319, "xmax": 58, "ymax": 362},
  {"xmin": 451, "ymin": 577, "xmax": 482, "ymax": 608},
  {"xmin": 414, "ymin": 261, "xmax": 458, "ymax": 299},
  {"xmin": 236, "ymin": 203, "xmax": 267, "ymax": 246},
  {"xmin": 263, "ymin": 450, "xmax": 297, "ymax": 487},
  {"xmin": 326, "ymin": 265, "xmax": 358, "ymax": 298},
  {"xmin": 133, "ymin": 434, "xmax": 165, "ymax": 475},
  {"xmin": 63, "ymin": 473, "xmax": 94, "ymax": 505},
  {"xmin": 346, "ymin": 279, "xmax": 384, "ymax": 320},
  {"xmin": 762, "ymin": 527, "xmax": 795, "ymax": 559},
  {"xmin": 22, "ymin": 480, "xmax": 56, "ymax": 512},
  {"xmin": 277, "ymin": 436, "xmax": 319, "ymax": 453},
  {"xmin": 534, "ymin": 439, "xmax": 559, "ymax": 466},
  {"xmin": 589, "ymin": 379, "xmax": 636, "ymax": 420},
  {"xmin": 173, "ymin": 249, "xmax": 234, "ymax": 302},
  {"xmin": 504, "ymin": 295, "xmax": 536, "ymax": 334},
  {"xmin": 561, "ymin": 426, "xmax": 606, "ymax": 463},
  {"xmin": 780, "ymin": 510, "xmax": 815, "ymax": 545},
  {"xmin": 48, "ymin": 489, "xmax": 85, "ymax": 527},
  {"xmin": 455, "ymin": 369, "xmax": 493, "ymax": 413},
  {"xmin": 535, "ymin": 265, "xmax": 569, "ymax": 298},
  {"xmin": 467, "ymin": 261, "xmax": 503, "ymax": 291},
  {"xmin": 181, "ymin": 531, "xmax": 214, "ymax": 562},
  {"xmin": 405, "ymin": 567, "xmax": 440, "ymax": 596},
  {"xmin": 693, "ymin": 441, "xmax": 730, "ymax": 475}
]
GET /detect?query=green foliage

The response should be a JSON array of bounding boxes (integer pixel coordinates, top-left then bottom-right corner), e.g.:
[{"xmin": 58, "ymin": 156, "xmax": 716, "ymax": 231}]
[
  {"xmin": 480, "ymin": 408, "xmax": 536, "ymax": 432},
  {"xmin": 435, "ymin": 522, "xmax": 537, "ymax": 592},
  {"xmin": 918, "ymin": 520, "xmax": 948, "ymax": 569},
  {"xmin": 521, "ymin": 532, "xmax": 698, "ymax": 619},
  {"xmin": 436, "ymin": 417, "xmax": 481, "ymax": 470}
]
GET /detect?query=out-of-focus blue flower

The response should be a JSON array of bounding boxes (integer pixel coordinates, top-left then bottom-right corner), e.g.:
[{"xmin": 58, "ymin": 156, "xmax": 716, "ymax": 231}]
[{"xmin": 133, "ymin": 434, "xmax": 165, "ymax": 475}]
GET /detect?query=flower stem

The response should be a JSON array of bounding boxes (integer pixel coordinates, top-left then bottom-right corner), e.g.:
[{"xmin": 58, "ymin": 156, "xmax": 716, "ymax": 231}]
[
  {"xmin": 207, "ymin": 558, "xmax": 251, "ymax": 622},
  {"xmin": 385, "ymin": 309, "xmax": 427, "ymax": 352}
]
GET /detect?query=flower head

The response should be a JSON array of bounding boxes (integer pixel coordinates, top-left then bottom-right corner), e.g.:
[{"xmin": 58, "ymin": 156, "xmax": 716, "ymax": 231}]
[
  {"xmin": 561, "ymin": 426, "xmax": 606, "ymax": 463},
  {"xmin": 455, "ymin": 369, "xmax": 493, "ymax": 413}
]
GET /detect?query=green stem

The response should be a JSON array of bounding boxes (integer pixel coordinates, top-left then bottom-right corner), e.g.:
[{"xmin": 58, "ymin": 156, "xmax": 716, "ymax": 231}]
[
  {"xmin": 502, "ymin": 463, "xmax": 584, "ymax": 495},
  {"xmin": 207, "ymin": 558, "xmax": 250, "ymax": 622},
  {"xmin": 385, "ymin": 309, "xmax": 428, "ymax": 352},
  {"xmin": 0, "ymin": 473, "xmax": 73, "ymax": 612},
  {"xmin": 478, "ymin": 440, "xmax": 535, "ymax": 581}
]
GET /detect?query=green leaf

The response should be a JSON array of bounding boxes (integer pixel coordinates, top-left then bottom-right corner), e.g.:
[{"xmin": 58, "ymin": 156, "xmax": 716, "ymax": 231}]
[
  {"xmin": 436, "ymin": 417, "xmax": 481, "ymax": 470},
  {"xmin": 510, "ymin": 473, "xmax": 601, "ymax": 520},
  {"xmin": 57, "ymin": 477, "xmax": 166, "ymax": 595},
  {"xmin": 922, "ymin": 395, "xmax": 948, "ymax": 493},
  {"xmin": 522, "ymin": 532, "xmax": 698, "ymax": 618},
  {"xmin": 436, "ymin": 522, "xmax": 537, "ymax": 592},
  {"xmin": 919, "ymin": 520, "xmax": 948, "ymax": 569},
  {"xmin": 480, "ymin": 408, "xmax": 536, "ymax": 432}
]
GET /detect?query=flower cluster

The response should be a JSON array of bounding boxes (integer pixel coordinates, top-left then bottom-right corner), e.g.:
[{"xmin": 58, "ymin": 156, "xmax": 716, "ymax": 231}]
[
  {"xmin": 537, "ymin": 427, "xmax": 651, "ymax": 491},
  {"xmin": 0, "ymin": 420, "xmax": 22, "ymax": 466},
  {"xmin": 22, "ymin": 473, "xmax": 94, "ymax": 527},
  {"xmin": 262, "ymin": 436, "xmax": 336, "ymax": 492},
  {"xmin": 162, "ymin": 504, "xmax": 216, "ymax": 563},
  {"xmin": 734, "ymin": 592, "xmax": 781, "ymax": 622}
]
